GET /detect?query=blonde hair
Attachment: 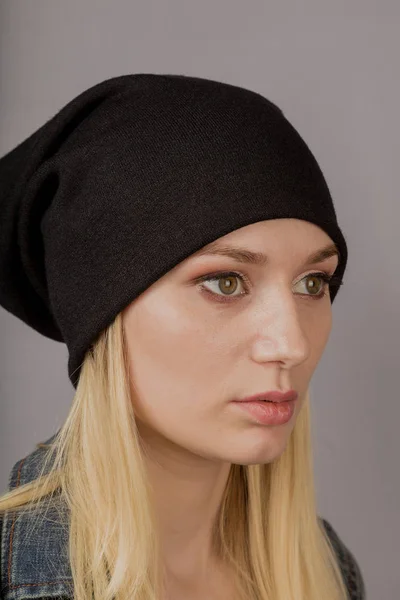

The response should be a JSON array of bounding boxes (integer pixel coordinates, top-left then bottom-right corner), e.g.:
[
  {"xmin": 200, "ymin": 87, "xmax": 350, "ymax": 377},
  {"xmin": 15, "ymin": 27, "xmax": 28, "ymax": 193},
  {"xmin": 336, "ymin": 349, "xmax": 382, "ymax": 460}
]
[{"xmin": 0, "ymin": 312, "xmax": 350, "ymax": 600}]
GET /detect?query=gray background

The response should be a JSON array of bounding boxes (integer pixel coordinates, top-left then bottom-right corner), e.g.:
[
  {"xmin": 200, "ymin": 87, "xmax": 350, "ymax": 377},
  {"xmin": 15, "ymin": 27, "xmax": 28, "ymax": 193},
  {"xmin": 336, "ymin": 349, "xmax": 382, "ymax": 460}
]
[{"xmin": 1, "ymin": 2, "xmax": 399, "ymax": 597}]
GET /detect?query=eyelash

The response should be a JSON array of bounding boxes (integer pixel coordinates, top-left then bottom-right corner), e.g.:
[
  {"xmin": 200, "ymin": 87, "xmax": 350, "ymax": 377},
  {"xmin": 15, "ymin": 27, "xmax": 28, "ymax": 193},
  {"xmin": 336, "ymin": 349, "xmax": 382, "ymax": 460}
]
[{"xmin": 195, "ymin": 270, "xmax": 344, "ymax": 303}]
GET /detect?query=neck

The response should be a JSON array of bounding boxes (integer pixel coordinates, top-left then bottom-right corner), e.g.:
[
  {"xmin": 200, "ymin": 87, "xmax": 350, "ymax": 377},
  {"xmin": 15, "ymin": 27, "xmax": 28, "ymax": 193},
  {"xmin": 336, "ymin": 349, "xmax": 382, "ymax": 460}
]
[{"xmin": 139, "ymin": 426, "xmax": 232, "ymax": 580}]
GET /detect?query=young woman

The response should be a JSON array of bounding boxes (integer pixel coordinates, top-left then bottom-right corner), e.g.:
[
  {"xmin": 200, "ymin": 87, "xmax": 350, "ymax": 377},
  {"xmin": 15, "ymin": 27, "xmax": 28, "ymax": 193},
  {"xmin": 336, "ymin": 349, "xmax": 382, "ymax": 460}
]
[{"xmin": 0, "ymin": 73, "xmax": 365, "ymax": 600}]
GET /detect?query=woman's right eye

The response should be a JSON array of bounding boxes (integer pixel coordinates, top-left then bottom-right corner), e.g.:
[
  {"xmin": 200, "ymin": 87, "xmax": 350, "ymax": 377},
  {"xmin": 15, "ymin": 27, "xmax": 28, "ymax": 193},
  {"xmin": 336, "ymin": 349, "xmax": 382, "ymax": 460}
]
[{"xmin": 195, "ymin": 271, "xmax": 250, "ymax": 301}]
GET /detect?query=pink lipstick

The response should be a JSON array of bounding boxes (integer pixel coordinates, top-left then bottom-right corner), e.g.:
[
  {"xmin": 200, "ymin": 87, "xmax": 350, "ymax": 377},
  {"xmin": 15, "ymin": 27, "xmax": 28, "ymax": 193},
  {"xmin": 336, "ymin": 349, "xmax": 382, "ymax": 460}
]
[{"xmin": 231, "ymin": 389, "xmax": 298, "ymax": 425}]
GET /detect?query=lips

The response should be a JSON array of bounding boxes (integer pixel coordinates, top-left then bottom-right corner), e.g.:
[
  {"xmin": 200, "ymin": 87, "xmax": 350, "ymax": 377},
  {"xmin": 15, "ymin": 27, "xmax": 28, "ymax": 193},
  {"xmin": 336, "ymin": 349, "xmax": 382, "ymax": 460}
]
[{"xmin": 234, "ymin": 390, "xmax": 298, "ymax": 404}]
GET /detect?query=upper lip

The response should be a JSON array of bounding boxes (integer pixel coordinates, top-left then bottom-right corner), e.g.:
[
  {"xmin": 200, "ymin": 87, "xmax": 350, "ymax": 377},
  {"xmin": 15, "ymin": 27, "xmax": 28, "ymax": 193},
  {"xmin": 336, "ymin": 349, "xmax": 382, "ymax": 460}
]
[{"xmin": 234, "ymin": 390, "xmax": 298, "ymax": 403}]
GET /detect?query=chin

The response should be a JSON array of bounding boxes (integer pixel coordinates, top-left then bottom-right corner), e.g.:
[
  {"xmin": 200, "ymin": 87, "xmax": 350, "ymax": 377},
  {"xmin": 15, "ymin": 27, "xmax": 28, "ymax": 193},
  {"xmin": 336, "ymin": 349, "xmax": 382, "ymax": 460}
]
[
  {"xmin": 220, "ymin": 433, "xmax": 292, "ymax": 466},
  {"xmin": 230, "ymin": 449, "xmax": 287, "ymax": 466}
]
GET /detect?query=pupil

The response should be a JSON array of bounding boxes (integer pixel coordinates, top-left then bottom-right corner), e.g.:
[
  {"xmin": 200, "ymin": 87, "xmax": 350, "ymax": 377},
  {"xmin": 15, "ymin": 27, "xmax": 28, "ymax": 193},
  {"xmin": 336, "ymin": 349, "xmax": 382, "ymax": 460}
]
[
  {"xmin": 308, "ymin": 277, "xmax": 319, "ymax": 293},
  {"xmin": 220, "ymin": 277, "xmax": 237, "ymax": 295}
]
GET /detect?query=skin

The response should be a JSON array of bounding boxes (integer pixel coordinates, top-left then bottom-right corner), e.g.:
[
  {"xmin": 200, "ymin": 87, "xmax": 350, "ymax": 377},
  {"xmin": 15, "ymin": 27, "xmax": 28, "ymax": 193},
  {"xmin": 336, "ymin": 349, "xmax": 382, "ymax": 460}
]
[{"xmin": 122, "ymin": 218, "xmax": 340, "ymax": 596}]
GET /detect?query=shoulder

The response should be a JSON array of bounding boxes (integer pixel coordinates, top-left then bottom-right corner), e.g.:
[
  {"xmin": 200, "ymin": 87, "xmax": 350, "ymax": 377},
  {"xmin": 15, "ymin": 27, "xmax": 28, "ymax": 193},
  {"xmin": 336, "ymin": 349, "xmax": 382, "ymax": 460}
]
[
  {"xmin": 1, "ymin": 433, "xmax": 72, "ymax": 600},
  {"xmin": 6, "ymin": 432, "xmax": 59, "ymax": 490},
  {"xmin": 319, "ymin": 517, "xmax": 366, "ymax": 600}
]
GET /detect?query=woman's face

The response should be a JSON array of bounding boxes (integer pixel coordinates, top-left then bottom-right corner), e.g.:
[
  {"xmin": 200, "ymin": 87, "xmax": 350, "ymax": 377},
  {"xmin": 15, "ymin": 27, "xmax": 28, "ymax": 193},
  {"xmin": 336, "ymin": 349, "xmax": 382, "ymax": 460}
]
[{"xmin": 122, "ymin": 219, "xmax": 340, "ymax": 465}]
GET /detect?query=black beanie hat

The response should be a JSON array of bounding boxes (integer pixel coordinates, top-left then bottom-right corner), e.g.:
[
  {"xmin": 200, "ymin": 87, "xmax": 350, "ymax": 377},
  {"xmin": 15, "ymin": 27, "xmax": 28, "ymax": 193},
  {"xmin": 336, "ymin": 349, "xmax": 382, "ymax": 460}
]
[{"xmin": 0, "ymin": 73, "xmax": 347, "ymax": 388}]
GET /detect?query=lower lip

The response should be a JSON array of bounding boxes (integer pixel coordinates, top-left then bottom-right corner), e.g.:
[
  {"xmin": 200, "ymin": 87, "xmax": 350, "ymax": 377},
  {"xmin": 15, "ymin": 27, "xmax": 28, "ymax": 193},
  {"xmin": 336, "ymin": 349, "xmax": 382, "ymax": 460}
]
[{"xmin": 231, "ymin": 400, "xmax": 296, "ymax": 425}]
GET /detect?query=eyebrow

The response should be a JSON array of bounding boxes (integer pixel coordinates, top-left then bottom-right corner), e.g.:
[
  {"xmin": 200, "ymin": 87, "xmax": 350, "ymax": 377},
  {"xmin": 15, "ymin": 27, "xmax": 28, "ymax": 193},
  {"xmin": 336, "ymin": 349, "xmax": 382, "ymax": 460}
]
[{"xmin": 192, "ymin": 241, "xmax": 340, "ymax": 267}]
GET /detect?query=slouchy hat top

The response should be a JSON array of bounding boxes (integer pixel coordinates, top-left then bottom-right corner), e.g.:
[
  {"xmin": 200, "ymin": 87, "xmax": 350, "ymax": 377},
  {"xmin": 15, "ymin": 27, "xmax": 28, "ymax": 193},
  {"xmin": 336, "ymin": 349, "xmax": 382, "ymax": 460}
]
[{"xmin": 0, "ymin": 73, "xmax": 347, "ymax": 387}]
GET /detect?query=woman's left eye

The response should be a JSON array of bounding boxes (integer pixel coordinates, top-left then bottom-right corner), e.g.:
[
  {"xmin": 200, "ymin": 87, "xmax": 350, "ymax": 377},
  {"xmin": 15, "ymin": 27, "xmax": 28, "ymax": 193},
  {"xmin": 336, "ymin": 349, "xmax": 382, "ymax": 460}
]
[{"xmin": 195, "ymin": 270, "xmax": 342, "ymax": 302}]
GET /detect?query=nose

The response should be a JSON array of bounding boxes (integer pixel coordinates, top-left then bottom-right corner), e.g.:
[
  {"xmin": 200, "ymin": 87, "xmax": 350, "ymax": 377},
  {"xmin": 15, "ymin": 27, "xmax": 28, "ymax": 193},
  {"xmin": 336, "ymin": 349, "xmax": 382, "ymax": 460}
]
[{"xmin": 250, "ymin": 293, "xmax": 310, "ymax": 370}]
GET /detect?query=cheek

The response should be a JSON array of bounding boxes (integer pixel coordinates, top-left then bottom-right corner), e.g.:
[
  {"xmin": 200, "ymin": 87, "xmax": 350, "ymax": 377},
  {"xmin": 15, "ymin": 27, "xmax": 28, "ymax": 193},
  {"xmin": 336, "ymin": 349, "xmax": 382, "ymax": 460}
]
[
  {"xmin": 303, "ymin": 310, "xmax": 332, "ymax": 375},
  {"xmin": 123, "ymin": 292, "xmax": 225, "ymax": 424},
  {"xmin": 314, "ymin": 310, "xmax": 332, "ymax": 353}
]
